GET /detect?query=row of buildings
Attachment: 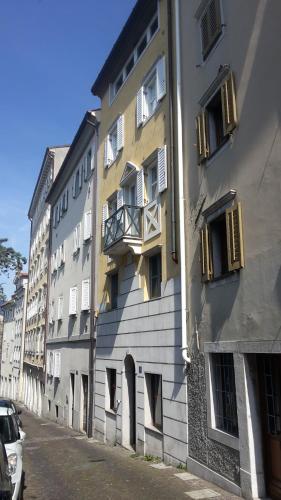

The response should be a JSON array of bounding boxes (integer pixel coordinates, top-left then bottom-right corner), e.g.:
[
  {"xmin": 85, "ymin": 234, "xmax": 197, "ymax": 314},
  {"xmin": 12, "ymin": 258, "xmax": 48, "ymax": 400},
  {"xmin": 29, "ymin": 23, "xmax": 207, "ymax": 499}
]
[{"xmin": 1, "ymin": 1, "xmax": 281, "ymax": 498}]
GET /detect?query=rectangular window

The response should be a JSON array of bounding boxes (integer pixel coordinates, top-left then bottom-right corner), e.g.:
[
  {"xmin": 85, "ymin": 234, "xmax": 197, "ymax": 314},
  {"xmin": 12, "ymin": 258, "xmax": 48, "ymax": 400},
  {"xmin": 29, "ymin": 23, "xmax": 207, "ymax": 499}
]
[
  {"xmin": 110, "ymin": 273, "xmax": 118, "ymax": 310},
  {"xmin": 149, "ymin": 253, "xmax": 162, "ymax": 299},
  {"xmin": 136, "ymin": 57, "xmax": 166, "ymax": 127},
  {"xmin": 57, "ymin": 296, "xmax": 63, "ymax": 321},
  {"xmin": 147, "ymin": 163, "xmax": 158, "ymax": 202},
  {"xmin": 69, "ymin": 287, "xmax": 77, "ymax": 316},
  {"xmin": 212, "ymin": 353, "xmax": 238, "ymax": 437},
  {"xmin": 146, "ymin": 373, "xmax": 162, "ymax": 431},
  {"xmin": 196, "ymin": 72, "xmax": 237, "ymax": 162},
  {"xmin": 137, "ymin": 35, "xmax": 147, "ymax": 59},
  {"xmin": 107, "ymin": 368, "xmax": 117, "ymax": 412},
  {"xmin": 84, "ymin": 149, "xmax": 92, "ymax": 181},
  {"xmin": 73, "ymin": 168, "xmax": 82, "ymax": 198},
  {"xmin": 200, "ymin": 0, "xmax": 222, "ymax": 60},
  {"xmin": 200, "ymin": 201, "xmax": 244, "ymax": 282}
]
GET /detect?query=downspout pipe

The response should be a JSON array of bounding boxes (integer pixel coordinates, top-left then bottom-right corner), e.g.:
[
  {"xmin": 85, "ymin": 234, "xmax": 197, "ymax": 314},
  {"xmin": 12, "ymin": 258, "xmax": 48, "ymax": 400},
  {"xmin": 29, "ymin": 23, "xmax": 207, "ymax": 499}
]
[{"xmin": 175, "ymin": 0, "xmax": 191, "ymax": 365}]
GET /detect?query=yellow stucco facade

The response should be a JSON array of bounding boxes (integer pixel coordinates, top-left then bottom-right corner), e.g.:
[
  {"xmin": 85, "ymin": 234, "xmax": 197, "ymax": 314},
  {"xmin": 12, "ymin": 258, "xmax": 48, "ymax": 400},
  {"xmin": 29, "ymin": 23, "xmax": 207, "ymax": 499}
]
[{"xmin": 96, "ymin": 0, "xmax": 179, "ymax": 309}]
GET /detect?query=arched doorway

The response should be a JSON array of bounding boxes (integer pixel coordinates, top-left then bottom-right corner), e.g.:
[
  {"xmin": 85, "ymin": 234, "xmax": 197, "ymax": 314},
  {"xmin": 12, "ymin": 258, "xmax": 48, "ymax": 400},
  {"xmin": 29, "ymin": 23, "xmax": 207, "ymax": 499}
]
[{"xmin": 123, "ymin": 355, "xmax": 136, "ymax": 450}]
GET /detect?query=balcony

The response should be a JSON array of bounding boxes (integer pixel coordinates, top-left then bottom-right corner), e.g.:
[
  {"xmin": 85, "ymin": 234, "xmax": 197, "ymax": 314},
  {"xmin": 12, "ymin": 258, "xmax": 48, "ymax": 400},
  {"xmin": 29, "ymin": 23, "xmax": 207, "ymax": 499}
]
[{"xmin": 104, "ymin": 205, "xmax": 142, "ymax": 256}]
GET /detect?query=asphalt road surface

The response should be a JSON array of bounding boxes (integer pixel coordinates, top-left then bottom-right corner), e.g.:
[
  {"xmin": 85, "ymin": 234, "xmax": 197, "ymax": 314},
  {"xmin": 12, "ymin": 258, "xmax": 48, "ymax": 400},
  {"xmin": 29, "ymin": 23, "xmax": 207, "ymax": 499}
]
[{"xmin": 21, "ymin": 407, "xmax": 239, "ymax": 500}]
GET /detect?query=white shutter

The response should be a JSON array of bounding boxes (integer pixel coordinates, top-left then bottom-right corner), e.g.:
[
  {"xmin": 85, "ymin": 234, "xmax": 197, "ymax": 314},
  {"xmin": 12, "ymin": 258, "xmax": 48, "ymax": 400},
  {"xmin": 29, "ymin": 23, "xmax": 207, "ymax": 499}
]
[
  {"xmin": 57, "ymin": 296, "xmax": 63, "ymax": 320},
  {"xmin": 117, "ymin": 115, "xmax": 124, "ymax": 151},
  {"xmin": 102, "ymin": 203, "xmax": 109, "ymax": 237},
  {"xmin": 54, "ymin": 351, "xmax": 61, "ymax": 378},
  {"xmin": 136, "ymin": 87, "xmax": 144, "ymax": 127},
  {"xmin": 156, "ymin": 56, "xmax": 166, "ymax": 102},
  {"xmin": 47, "ymin": 351, "xmax": 50, "ymax": 374},
  {"xmin": 104, "ymin": 136, "xmax": 113, "ymax": 167},
  {"xmin": 73, "ymin": 228, "xmax": 77, "ymax": 254},
  {"xmin": 157, "ymin": 145, "xmax": 168, "ymax": 193},
  {"xmin": 81, "ymin": 279, "xmax": 90, "ymax": 311},
  {"xmin": 84, "ymin": 211, "xmax": 92, "ymax": 240},
  {"xmin": 91, "ymin": 147, "xmax": 95, "ymax": 171},
  {"xmin": 117, "ymin": 189, "xmax": 124, "ymax": 209},
  {"xmin": 136, "ymin": 169, "xmax": 145, "ymax": 207},
  {"xmin": 69, "ymin": 287, "xmax": 77, "ymax": 315}
]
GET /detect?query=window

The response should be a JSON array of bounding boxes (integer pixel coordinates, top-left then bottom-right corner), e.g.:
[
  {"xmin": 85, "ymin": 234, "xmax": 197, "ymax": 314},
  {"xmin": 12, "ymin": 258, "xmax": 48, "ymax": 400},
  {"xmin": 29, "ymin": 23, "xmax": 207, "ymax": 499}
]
[
  {"xmin": 81, "ymin": 279, "xmax": 90, "ymax": 311},
  {"xmin": 107, "ymin": 368, "xmax": 117, "ymax": 412},
  {"xmin": 201, "ymin": 201, "xmax": 244, "ymax": 282},
  {"xmin": 146, "ymin": 373, "xmax": 162, "ymax": 431},
  {"xmin": 137, "ymin": 57, "xmax": 166, "ymax": 127},
  {"xmin": 110, "ymin": 273, "xmax": 118, "ymax": 310},
  {"xmin": 197, "ymin": 72, "xmax": 237, "ymax": 162},
  {"xmin": 73, "ymin": 223, "xmax": 81, "ymax": 254},
  {"xmin": 137, "ymin": 35, "xmax": 147, "ymax": 59},
  {"xmin": 73, "ymin": 167, "xmax": 82, "ymax": 198},
  {"xmin": 147, "ymin": 164, "xmax": 158, "ymax": 202},
  {"xmin": 200, "ymin": 0, "xmax": 222, "ymax": 60},
  {"xmin": 149, "ymin": 253, "xmax": 162, "ymax": 299},
  {"xmin": 83, "ymin": 211, "xmax": 92, "ymax": 241},
  {"xmin": 212, "ymin": 353, "xmax": 238, "ymax": 436},
  {"xmin": 84, "ymin": 149, "xmax": 92, "ymax": 181},
  {"xmin": 104, "ymin": 116, "xmax": 124, "ymax": 168},
  {"xmin": 69, "ymin": 287, "xmax": 77, "ymax": 316},
  {"xmin": 57, "ymin": 296, "xmax": 63, "ymax": 321},
  {"xmin": 110, "ymin": 12, "xmax": 159, "ymax": 103}
]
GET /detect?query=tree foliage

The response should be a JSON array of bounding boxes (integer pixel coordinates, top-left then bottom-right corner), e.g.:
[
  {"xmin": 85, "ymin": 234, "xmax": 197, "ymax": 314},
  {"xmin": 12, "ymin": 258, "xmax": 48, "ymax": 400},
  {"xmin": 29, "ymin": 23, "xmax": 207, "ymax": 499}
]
[{"xmin": 0, "ymin": 239, "xmax": 27, "ymax": 303}]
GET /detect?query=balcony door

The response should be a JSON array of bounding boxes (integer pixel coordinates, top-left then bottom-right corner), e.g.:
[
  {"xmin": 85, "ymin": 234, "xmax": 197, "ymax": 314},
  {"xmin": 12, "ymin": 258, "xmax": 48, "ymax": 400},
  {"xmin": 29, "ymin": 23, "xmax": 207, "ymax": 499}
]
[{"xmin": 258, "ymin": 354, "xmax": 281, "ymax": 499}]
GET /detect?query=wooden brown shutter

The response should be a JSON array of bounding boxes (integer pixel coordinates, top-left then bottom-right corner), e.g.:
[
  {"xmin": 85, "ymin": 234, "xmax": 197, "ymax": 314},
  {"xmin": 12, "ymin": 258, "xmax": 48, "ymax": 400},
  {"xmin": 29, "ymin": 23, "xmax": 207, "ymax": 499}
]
[
  {"xmin": 196, "ymin": 111, "xmax": 209, "ymax": 163},
  {"xmin": 226, "ymin": 202, "xmax": 244, "ymax": 271},
  {"xmin": 200, "ymin": 224, "xmax": 213, "ymax": 281},
  {"xmin": 221, "ymin": 72, "xmax": 237, "ymax": 135}
]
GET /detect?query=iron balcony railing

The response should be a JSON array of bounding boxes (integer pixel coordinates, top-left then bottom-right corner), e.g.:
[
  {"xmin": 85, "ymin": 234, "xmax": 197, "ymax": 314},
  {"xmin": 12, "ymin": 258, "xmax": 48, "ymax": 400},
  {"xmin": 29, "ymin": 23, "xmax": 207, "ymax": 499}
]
[{"xmin": 104, "ymin": 205, "xmax": 142, "ymax": 250}]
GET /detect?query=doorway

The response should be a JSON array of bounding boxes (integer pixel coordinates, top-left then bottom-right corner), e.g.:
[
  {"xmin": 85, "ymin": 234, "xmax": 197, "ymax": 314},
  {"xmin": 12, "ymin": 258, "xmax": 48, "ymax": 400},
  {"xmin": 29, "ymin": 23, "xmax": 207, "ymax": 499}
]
[
  {"xmin": 258, "ymin": 354, "xmax": 281, "ymax": 499},
  {"xmin": 81, "ymin": 375, "xmax": 88, "ymax": 433},
  {"xmin": 69, "ymin": 373, "xmax": 75, "ymax": 428},
  {"xmin": 123, "ymin": 355, "xmax": 136, "ymax": 450}
]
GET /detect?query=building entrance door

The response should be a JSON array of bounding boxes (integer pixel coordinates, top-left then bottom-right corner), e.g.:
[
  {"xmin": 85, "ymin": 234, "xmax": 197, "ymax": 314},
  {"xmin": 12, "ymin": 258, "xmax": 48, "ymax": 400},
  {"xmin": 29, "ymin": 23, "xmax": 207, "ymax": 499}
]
[
  {"xmin": 81, "ymin": 375, "xmax": 88, "ymax": 433},
  {"xmin": 69, "ymin": 373, "xmax": 75, "ymax": 428},
  {"xmin": 123, "ymin": 355, "xmax": 136, "ymax": 450},
  {"xmin": 258, "ymin": 354, "xmax": 281, "ymax": 499}
]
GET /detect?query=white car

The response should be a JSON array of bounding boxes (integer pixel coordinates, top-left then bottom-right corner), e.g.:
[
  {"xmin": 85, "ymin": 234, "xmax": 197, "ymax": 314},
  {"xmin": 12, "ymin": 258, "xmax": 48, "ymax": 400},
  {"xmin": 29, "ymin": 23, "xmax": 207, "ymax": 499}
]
[{"xmin": 0, "ymin": 407, "xmax": 25, "ymax": 500}]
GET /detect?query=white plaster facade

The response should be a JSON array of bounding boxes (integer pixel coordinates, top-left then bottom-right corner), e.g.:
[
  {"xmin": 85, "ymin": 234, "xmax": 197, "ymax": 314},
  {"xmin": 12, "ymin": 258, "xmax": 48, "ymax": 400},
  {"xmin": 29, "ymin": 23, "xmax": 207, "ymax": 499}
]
[
  {"xmin": 176, "ymin": 0, "xmax": 281, "ymax": 497},
  {"xmin": 44, "ymin": 111, "xmax": 99, "ymax": 435},
  {"xmin": 23, "ymin": 146, "xmax": 69, "ymax": 416}
]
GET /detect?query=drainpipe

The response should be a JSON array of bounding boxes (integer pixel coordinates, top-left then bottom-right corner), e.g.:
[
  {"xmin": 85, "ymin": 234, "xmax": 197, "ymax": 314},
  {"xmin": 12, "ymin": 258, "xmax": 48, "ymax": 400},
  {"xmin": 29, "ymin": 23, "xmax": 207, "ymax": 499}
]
[
  {"xmin": 167, "ymin": 0, "xmax": 177, "ymax": 263},
  {"xmin": 88, "ymin": 118, "xmax": 99, "ymax": 437},
  {"xmin": 175, "ymin": 0, "xmax": 191, "ymax": 365}
]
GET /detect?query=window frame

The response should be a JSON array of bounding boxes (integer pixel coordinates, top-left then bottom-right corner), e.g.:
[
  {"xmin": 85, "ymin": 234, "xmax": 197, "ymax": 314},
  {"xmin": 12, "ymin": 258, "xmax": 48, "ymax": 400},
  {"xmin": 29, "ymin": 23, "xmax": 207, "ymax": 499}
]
[
  {"xmin": 145, "ymin": 372, "xmax": 163, "ymax": 432},
  {"xmin": 198, "ymin": 0, "xmax": 224, "ymax": 63},
  {"xmin": 106, "ymin": 368, "xmax": 117, "ymax": 413},
  {"xmin": 148, "ymin": 252, "xmax": 162, "ymax": 299},
  {"xmin": 109, "ymin": 272, "xmax": 118, "ymax": 310},
  {"xmin": 200, "ymin": 193, "xmax": 244, "ymax": 283}
]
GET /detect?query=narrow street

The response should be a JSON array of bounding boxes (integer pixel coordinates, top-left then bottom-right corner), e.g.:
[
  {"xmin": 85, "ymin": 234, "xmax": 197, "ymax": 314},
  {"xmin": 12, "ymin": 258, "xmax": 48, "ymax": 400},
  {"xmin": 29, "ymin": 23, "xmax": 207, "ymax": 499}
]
[{"xmin": 21, "ymin": 407, "xmax": 239, "ymax": 500}]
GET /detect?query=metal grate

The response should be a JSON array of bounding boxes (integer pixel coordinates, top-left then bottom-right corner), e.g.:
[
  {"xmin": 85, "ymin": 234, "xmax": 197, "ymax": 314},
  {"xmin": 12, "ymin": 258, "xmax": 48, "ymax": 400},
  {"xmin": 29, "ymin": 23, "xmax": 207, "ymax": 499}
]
[
  {"xmin": 213, "ymin": 353, "xmax": 238, "ymax": 436},
  {"xmin": 263, "ymin": 356, "xmax": 281, "ymax": 435}
]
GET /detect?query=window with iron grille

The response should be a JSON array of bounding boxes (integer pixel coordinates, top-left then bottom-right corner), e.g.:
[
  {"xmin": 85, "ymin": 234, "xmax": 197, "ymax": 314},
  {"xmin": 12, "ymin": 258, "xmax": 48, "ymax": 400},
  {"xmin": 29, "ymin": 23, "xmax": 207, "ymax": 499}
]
[
  {"xmin": 200, "ymin": 0, "xmax": 222, "ymax": 60},
  {"xmin": 212, "ymin": 353, "xmax": 238, "ymax": 436},
  {"xmin": 107, "ymin": 368, "xmax": 117, "ymax": 412}
]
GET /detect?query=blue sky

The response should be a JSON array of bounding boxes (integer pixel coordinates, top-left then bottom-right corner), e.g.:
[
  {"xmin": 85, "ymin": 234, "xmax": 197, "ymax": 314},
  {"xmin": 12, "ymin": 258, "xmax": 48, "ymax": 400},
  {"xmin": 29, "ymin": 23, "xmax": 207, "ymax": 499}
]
[{"xmin": 0, "ymin": 0, "xmax": 135, "ymax": 297}]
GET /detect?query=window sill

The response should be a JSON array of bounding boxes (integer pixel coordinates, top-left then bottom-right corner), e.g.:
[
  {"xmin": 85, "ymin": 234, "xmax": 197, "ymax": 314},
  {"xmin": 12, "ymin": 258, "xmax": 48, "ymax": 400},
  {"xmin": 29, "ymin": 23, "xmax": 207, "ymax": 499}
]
[
  {"xmin": 144, "ymin": 424, "xmax": 163, "ymax": 436},
  {"xmin": 206, "ymin": 137, "xmax": 231, "ymax": 166},
  {"xmin": 105, "ymin": 408, "xmax": 117, "ymax": 417},
  {"xmin": 207, "ymin": 426, "xmax": 239, "ymax": 450},
  {"xmin": 208, "ymin": 271, "xmax": 239, "ymax": 288}
]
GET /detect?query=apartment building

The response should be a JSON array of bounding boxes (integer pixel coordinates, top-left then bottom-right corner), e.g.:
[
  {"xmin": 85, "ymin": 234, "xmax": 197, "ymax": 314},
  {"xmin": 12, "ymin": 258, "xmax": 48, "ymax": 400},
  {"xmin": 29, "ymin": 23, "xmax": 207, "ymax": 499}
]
[
  {"xmin": 92, "ymin": 0, "xmax": 186, "ymax": 464},
  {"xmin": 176, "ymin": 0, "xmax": 281, "ymax": 497},
  {"xmin": 12, "ymin": 272, "xmax": 28, "ymax": 401},
  {"xmin": 44, "ymin": 111, "xmax": 99, "ymax": 434},
  {"xmin": 0, "ymin": 300, "xmax": 15, "ymax": 397},
  {"xmin": 23, "ymin": 146, "xmax": 69, "ymax": 416},
  {"xmin": 0, "ymin": 272, "xmax": 28, "ymax": 400}
]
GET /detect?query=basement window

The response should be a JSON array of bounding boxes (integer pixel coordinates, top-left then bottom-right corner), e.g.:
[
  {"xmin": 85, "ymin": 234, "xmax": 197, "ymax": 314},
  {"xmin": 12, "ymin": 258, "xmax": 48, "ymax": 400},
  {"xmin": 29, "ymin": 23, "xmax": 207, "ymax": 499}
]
[
  {"xmin": 212, "ymin": 353, "xmax": 238, "ymax": 437},
  {"xmin": 145, "ymin": 373, "xmax": 162, "ymax": 431}
]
